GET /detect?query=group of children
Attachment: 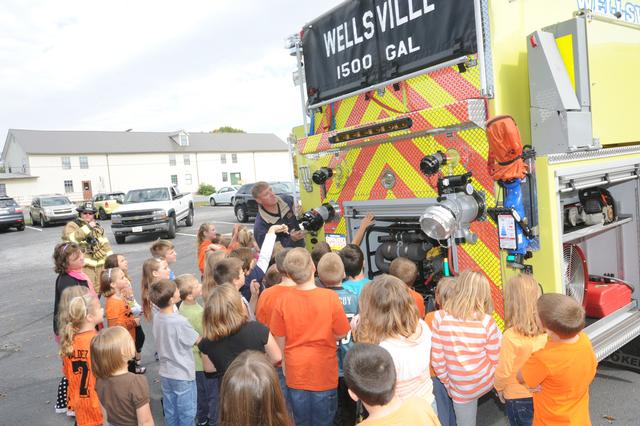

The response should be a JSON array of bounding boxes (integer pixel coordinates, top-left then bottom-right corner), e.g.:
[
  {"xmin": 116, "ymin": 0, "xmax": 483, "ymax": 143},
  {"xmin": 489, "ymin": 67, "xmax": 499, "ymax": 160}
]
[{"xmin": 51, "ymin": 219, "xmax": 598, "ymax": 426}]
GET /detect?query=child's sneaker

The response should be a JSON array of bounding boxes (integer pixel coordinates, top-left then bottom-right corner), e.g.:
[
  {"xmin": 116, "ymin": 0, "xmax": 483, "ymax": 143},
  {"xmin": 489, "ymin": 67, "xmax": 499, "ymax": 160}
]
[
  {"xmin": 54, "ymin": 407, "xmax": 67, "ymax": 414},
  {"xmin": 66, "ymin": 410, "xmax": 76, "ymax": 417},
  {"xmin": 196, "ymin": 418, "xmax": 209, "ymax": 426}
]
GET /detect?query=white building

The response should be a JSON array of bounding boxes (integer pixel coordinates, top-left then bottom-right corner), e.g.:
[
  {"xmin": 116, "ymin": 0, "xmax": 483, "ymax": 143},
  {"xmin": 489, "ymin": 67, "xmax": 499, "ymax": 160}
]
[{"xmin": 0, "ymin": 129, "xmax": 292, "ymax": 204}]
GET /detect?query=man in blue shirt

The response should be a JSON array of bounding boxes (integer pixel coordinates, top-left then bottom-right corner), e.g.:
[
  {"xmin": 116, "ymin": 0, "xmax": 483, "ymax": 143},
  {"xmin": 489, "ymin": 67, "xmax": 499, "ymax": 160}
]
[{"xmin": 252, "ymin": 181, "xmax": 305, "ymax": 248}]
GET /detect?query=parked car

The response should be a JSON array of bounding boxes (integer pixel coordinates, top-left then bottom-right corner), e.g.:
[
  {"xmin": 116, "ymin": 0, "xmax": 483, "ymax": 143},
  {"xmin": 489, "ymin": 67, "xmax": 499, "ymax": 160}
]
[
  {"xmin": 209, "ymin": 185, "xmax": 240, "ymax": 206},
  {"xmin": 93, "ymin": 192, "xmax": 125, "ymax": 219},
  {"xmin": 232, "ymin": 181, "xmax": 298, "ymax": 223},
  {"xmin": 29, "ymin": 194, "xmax": 77, "ymax": 227},
  {"xmin": 110, "ymin": 186, "xmax": 194, "ymax": 244},
  {"xmin": 0, "ymin": 196, "xmax": 25, "ymax": 231}
]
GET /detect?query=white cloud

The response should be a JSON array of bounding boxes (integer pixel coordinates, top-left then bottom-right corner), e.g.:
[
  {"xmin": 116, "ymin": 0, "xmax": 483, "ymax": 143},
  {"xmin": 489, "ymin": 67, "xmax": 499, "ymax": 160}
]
[{"xmin": 0, "ymin": 0, "xmax": 343, "ymax": 151}]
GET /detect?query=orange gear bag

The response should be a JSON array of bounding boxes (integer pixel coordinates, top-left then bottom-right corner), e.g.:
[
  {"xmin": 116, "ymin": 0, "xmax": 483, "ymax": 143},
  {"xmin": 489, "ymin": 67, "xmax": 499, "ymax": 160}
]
[{"xmin": 486, "ymin": 115, "xmax": 527, "ymax": 181}]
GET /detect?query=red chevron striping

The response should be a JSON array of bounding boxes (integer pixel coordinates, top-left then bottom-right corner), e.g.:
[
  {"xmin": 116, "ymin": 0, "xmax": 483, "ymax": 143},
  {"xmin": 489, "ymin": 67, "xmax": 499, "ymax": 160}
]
[
  {"xmin": 345, "ymin": 95, "xmax": 371, "ymax": 128},
  {"xmin": 403, "ymin": 80, "xmax": 433, "ymax": 110},
  {"xmin": 430, "ymin": 68, "xmax": 481, "ymax": 101},
  {"xmin": 456, "ymin": 249, "xmax": 504, "ymax": 319},
  {"xmin": 470, "ymin": 221, "xmax": 500, "ymax": 255},
  {"xmin": 336, "ymin": 146, "xmax": 377, "ymax": 205}
]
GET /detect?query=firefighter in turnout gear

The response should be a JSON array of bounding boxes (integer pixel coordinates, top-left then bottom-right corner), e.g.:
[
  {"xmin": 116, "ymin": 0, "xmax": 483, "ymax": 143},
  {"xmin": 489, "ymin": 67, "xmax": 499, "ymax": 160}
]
[{"xmin": 62, "ymin": 201, "xmax": 113, "ymax": 294}]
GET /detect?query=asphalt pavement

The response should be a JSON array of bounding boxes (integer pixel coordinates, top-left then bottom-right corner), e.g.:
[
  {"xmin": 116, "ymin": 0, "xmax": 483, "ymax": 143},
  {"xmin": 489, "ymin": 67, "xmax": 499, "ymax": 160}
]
[{"xmin": 0, "ymin": 205, "xmax": 638, "ymax": 425}]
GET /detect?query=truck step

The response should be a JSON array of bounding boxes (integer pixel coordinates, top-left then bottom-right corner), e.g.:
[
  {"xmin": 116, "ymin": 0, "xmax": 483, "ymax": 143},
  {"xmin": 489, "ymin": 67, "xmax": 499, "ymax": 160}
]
[{"xmin": 585, "ymin": 302, "xmax": 640, "ymax": 362}]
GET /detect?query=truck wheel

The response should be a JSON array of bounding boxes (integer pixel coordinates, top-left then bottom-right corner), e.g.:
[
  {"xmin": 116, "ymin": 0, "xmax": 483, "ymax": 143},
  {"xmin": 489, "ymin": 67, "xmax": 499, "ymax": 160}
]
[
  {"xmin": 115, "ymin": 235, "xmax": 126, "ymax": 244},
  {"xmin": 16, "ymin": 223, "xmax": 25, "ymax": 231},
  {"xmin": 39, "ymin": 215, "xmax": 46, "ymax": 228},
  {"xmin": 209, "ymin": 197, "xmax": 217, "ymax": 206},
  {"xmin": 166, "ymin": 217, "xmax": 177, "ymax": 239},
  {"xmin": 235, "ymin": 205, "xmax": 248, "ymax": 223},
  {"xmin": 185, "ymin": 208, "xmax": 194, "ymax": 227}
]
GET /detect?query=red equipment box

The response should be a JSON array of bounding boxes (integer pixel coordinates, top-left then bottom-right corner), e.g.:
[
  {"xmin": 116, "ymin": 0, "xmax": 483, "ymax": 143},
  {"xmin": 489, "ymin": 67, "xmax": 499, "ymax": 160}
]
[{"xmin": 584, "ymin": 276, "xmax": 632, "ymax": 318}]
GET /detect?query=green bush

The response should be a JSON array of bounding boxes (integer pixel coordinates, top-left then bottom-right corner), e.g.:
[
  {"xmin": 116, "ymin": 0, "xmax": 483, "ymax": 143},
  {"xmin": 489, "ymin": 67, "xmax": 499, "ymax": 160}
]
[{"xmin": 197, "ymin": 183, "xmax": 216, "ymax": 195}]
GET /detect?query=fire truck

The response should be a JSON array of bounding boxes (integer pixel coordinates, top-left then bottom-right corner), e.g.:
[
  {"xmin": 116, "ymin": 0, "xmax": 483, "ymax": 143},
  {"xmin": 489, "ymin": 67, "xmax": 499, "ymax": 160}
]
[{"xmin": 288, "ymin": 0, "xmax": 640, "ymax": 363}]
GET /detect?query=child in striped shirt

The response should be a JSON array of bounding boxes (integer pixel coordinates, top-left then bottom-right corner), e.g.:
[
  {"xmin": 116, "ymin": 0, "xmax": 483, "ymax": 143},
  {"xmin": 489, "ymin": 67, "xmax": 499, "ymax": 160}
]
[
  {"xmin": 431, "ymin": 270, "xmax": 502, "ymax": 426},
  {"xmin": 494, "ymin": 274, "xmax": 546, "ymax": 426}
]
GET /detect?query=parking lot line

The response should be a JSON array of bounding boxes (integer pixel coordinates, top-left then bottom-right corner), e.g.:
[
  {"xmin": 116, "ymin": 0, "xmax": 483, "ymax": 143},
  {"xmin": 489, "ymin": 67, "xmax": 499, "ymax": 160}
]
[
  {"xmin": 25, "ymin": 226, "xmax": 42, "ymax": 232},
  {"xmin": 176, "ymin": 232, "xmax": 196, "ymax": 237}
]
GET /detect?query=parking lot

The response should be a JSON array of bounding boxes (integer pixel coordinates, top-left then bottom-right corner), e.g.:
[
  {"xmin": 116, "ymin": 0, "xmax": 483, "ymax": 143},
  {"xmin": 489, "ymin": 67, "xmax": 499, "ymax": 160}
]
[{"xmin": 0, "ymin": 205, "xmax": 638, "ymax": 425}]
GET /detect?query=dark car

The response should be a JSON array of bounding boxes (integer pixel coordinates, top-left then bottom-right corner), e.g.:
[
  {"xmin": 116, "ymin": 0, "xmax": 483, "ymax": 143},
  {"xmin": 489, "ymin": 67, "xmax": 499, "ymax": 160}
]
[
  {"xmin": 0, "ymin": 196, "xmax": 25, "ymax": 231},
  {"xmin": 232, "ymin": 181, "xmax": 297, "ymax": 223}
]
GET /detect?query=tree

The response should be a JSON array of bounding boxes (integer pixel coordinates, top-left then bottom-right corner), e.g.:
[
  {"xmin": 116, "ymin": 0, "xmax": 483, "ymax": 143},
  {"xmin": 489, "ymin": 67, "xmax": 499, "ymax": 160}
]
[{"xmin": 211, "ymin": 126, "xmax": 245, "ymax": 133}]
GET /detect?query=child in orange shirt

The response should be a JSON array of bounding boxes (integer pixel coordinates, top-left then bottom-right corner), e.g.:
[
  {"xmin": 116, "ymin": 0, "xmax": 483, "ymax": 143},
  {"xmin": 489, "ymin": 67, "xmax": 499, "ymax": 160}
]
[
  {"xmin": 389, "ymin": 257, "xmax": 425, "ymax": 317},
  {"xmin": 343, "ymin": 342, "xmax": 439, "ymax": 426},
  {"xmin": 424, "ymin": 277, "xmax": 457, "ymax": 426},
  {"xmin": 197, "ymin": 223, "xmax": 221, "ymax": 275},
  {"xmin": 495, "ymin": 274, "xmax": 546, "ymax": 426},
  {"xmin": 101, "ymin": 267, "xmax": 144, "ymax": 374},
  {"xmin": 59, "ymin": 294, "xmax": 105, "ymax": 426},
  {"xmin": 270, "ymin": 248, "xmax": 351, "ymax": 426},
  {"xmin": 517, "ymin": 293, "xmax": 597, "ymax": 426}
]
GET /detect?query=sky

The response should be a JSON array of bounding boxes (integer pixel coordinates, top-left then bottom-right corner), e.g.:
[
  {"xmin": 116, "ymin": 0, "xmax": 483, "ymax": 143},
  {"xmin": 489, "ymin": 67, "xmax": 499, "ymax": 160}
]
[{"xmin": 0, "ymin": 0, "xmax": 343, "ymax": 153}]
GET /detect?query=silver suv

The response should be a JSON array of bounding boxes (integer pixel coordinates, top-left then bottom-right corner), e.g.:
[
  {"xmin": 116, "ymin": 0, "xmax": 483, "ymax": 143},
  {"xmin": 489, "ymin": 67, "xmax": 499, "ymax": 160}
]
[{"xmin": 30, "ymin": 194, "xmax": 77, "ymax": 227}]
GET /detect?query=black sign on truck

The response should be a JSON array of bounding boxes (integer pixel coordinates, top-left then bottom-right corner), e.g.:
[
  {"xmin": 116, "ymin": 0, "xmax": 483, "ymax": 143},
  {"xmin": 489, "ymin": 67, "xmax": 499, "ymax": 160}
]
[{"xmin": 302, "ymin": 0, "xmax": 478, "ymax": 105}]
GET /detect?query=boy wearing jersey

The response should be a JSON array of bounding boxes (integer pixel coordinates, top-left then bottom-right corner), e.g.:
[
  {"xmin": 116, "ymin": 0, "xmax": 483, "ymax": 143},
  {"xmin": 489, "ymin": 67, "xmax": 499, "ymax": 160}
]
[{"xmin": 318, "ymin": 253, "xmax": 359, "ymax": 426}]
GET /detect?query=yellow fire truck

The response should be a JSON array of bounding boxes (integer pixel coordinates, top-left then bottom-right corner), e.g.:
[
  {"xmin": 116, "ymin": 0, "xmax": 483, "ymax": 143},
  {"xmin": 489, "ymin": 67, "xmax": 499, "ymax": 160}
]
[{"xmin": 289, "ymin": 0, "xmax": 640, "ymax": 362}]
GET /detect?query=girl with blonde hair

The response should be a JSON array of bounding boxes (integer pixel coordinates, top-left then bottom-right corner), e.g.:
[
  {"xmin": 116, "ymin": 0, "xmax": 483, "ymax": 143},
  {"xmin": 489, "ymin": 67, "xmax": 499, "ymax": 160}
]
[
  {"xmin": 198, "ymin": 284, "xmax": 281, "ymax": 379},
  {"xmin": 202, "ymin": 249, "xmax": 227, "ymax": 299},
  {"xmin": 431, "ymin": 270, "xmax": 501, "ymax": 426},
  {"xmin": 495, "ymin": 274, "xmax": 546, "ymax": 426},
  {"xmin": 59, "ymin": 294, "xmax": 104, "ymax": 425},
  {"xmin": 218, "ymin": 351, "xmax": 291, "ymax": 426},
  {"xmin": 354, "ymin": 274, "xmax": 435, "ymax": 409},
  {"xmin": 91, "ymin": 326, "xmax": 153, "ymax": 426}
]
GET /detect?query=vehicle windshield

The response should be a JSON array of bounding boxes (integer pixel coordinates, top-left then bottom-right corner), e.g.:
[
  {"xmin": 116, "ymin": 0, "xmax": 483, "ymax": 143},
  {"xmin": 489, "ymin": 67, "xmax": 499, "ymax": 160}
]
[
  {"xmin": 0, "ymin": 199, "xmax": 17, "ymax": 208},
  {"xmin": 41, "ymin": 197, "xmax": 71, "ymax": 207},
  {"xmin": 108, "ymin": 193, "xmax": 125, "ymax": 203},
  {"xmin": 124, "ymin": 188, "xmax": 170, "ymax": 203},
  {"xmin": 271, "ymin": 182, "xmax": 293, "ymax": 193}
]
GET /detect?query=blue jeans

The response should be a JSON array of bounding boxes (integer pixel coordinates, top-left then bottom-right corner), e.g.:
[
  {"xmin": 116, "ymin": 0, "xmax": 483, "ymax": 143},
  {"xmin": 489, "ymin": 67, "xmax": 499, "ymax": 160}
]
[
  {"xmin": 505, "ymin": 397, "xmax": 533, "ymax": 426},
  {"xmin": 196, "ymin": 372, "xmax": 219, "ymax": 425},
  {"xmin": 287, "ymin": 387, "xmax": 337, "ymax": 426},
  {"xmin": 160, "ymin": 377, "xmax": 197, "ymax": 426},
  {"xmin": 276, "ymin": 367, "xmax": 289, "ymax": 407},
  {"xmin": 433, "ymin": 376, "xmax": 456, "ymax": 426}
]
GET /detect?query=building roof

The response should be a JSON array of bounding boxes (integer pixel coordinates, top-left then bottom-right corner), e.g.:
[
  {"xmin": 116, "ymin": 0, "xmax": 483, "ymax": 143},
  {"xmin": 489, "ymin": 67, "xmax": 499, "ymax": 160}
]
[{"xmin": 3, "ymin": 129, "xmax": 289, "ymax": 155}]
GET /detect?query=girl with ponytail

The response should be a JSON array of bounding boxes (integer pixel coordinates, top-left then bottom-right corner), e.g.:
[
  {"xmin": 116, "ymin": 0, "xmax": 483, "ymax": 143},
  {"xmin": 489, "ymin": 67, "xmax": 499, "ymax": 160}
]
[{"xmin": 60, "ymin": 294, "xmax": 105, "ymax": 425}]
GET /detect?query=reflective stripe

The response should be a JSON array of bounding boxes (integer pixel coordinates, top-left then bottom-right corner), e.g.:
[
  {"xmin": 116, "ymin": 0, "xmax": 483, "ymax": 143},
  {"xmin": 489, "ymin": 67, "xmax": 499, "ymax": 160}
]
[
  {"xmin": 104, "ymin": 250, "xmax": 113, "ymax": 257},
  {"xmin": 84, "ymin": 258, "xmax": 99, "ymax": 267},
  {"xmin": 80, "ymin": 225, "xmax": 91, "ymax": 235},
  {"xmin": 97, "ymin": 237, "xmax": 109, "ymax": 244}
]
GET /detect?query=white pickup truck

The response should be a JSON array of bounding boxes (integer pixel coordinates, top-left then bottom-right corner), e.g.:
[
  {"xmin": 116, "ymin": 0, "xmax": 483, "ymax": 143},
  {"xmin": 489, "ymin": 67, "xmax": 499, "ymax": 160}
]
[{"xmin": 110, "ymin": 186, "xmax": 194, "ymax": 244}]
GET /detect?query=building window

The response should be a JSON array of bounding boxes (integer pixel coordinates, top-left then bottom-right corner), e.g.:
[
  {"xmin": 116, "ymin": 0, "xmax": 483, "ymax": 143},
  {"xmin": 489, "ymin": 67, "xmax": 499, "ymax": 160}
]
[
  {"xmin": 183, "ymin": 154, "xmax": 190, "ymax": 165},
  {"xmin": 0, "ymin": 183, "xmax": 6, "ymax": 195},
  {"xmin": 64, "ymin": 180, "xmax": 74, "ymax": 193},
  {"xmin": 232, "ymin": 153, "xmax": 238, "ymax": 163},
  {"xmin": 185, "ymin": 174, "xmax": 192, "ymax": 185},
  {"xmin": 171, "ymin": 175, "xmax": 178, "ymax": 186},
  {"xmin": 79, "ymin": 156, "xmax": 89, "ymax": 169},
  {"xmin": 61, "ymin": 156, "xmax": 71, "ymax": 170},
  {"xmin": 222, "ymin": 172, "xmax": 228, "ymax": 182},
  {"xmin": 220, "ymin": 153, "xmax": 227, "ymax": 164},
  {"xmin": 179, "ymin": 133, "xmax": 189, "ymax": 146},
  {"xmin": 169, "ymin": 154, "xmax": 176, "ymax": 166}
]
